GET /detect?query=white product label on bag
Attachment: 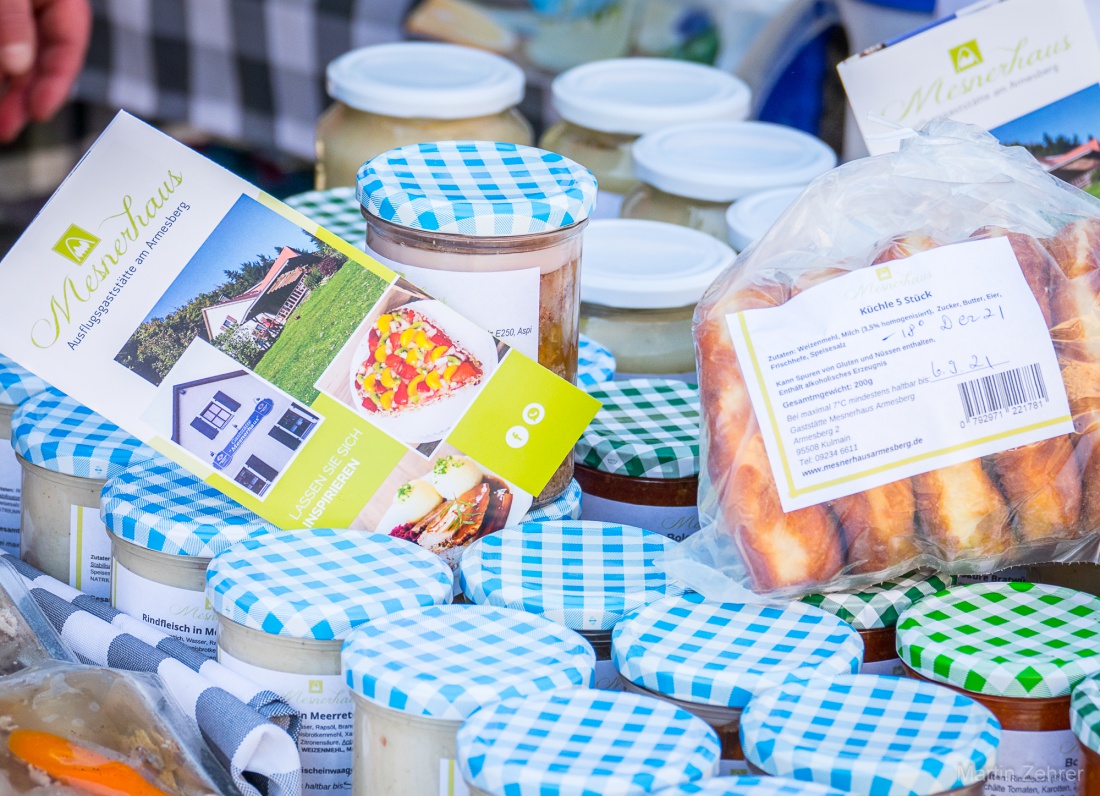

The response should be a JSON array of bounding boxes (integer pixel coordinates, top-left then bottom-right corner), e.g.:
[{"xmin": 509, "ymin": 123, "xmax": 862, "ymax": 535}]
[
  {"xmin": 0, "ymin": 439, "xmax": 21, "ymax": 556},
  {"xmin": 980, "ymin": 729, "xmax": 1081, "ymax": 796},
  {"xmin": 580, "ymin": 492, "xmax": 700, "ymax": 542},
  {"xmin": 111, "ymin": 560, "xmax": 217, "ymax": 656},
  {"xmin": 219, "ymin": 649, "xmax": 354, "ymax": 792},
  {"xmin": 440, "ymin": 759, "xmax": 471, "ymax": 796},
  {"xmin": 726, "ymin": 238, "xmax": 1072, "ymax": 512},
  {"xmin": 367, "ymin": 248, "xmax": 541, "ymax": 361},
  {"xmin": 69, "ymin": 505, "xmax": 111, "ymax": 600}
]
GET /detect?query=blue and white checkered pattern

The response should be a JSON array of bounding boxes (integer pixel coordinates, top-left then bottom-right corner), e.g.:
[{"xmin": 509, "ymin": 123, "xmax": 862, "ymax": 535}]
[
  {"xmin": 11, "ymin": 388, "xmax": 152, "ymax": 479},
  {"xmin": 660, "ymin": 776, "xmax": 853, "ymax": 796},
  {"xmin": 342, "ymin": 604, "xmax": 595, "ymax": 720},
  {"xmin": 357, "ymin": 141, "xmax": 598, "ymax": 236},
  {"xmin": 740, "ymin": 675, "xmax": 1001, "ymax": 796},
  {"xmin": 457, "ymin": 689, "xmax": 720, "ymax": 795},
  {"xmin": 101, "ymin": 455, "xmax": 276, "ymax": 558},
  {"xmin": 207, "ymin": 528, "xmax": 453, "ymax": 640},
  {"xmin": 578, "ymin": 334, "xmax": 616, "ymax": 387},
  {"xmin": 612, "ymin": 594, "xmax": 863, "ymax": 708},
  {"xmin": 0, "ymin": 353, "xmax": 50, "ymax": 407},
  {"xmin": 522, "ymin": 479, "xmax": 582, "ymax": 523},
  {"xmin": 458, "ymin": 521, "xmax": 685, "ymax": 631}
]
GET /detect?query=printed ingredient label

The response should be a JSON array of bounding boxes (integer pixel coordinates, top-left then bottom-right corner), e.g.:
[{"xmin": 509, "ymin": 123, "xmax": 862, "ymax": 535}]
[
  {"xmin": 726, "ymin": 238, "xmax": 1072, "ymax": 511},
  {"xmin": 69, "ymin": 505, "xmax": 111, "ymax": 600},
  {"xmin": 580, "ymin": 493, "xmax": 700, "ymax": 542},
  {"xmin": 219, "ymin": 650, "xmax": 354, "ymax": 792},
  {"xmin": 981, "ymin": 729, "xmax": 1081, "ymax": 796},
  {"xmin": 0, "ymin": 439, "xmax": 21, "ymax": 556},
  {"xmin": 439, "ymin": 759, "xmax": 471, "ymax": 796},
  {"xmin": 111, "ymin": 560, "xmax": 217, "ymax": 657}
]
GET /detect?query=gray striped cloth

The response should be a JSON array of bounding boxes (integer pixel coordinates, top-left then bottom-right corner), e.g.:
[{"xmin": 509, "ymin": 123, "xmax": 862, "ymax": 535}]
[{"xmin": 1, "ymin": 553, "xmax": 303, "ymax": 796}]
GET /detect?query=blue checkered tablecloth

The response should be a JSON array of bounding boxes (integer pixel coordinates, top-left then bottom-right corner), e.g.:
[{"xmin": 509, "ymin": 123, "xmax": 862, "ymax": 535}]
[{"xmin": 0, "ymin": 353, "xmax": 51, "ymax": 407}]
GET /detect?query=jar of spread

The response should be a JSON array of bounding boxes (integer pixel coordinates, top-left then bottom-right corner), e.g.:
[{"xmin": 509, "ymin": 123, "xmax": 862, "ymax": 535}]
[
  {"xmin": 658, "ymin": 775, "xmax": 854, "ymax": 796},
  {"xmin": 522, "ymin": 478, "xmax": 582, "ymax": 523},
  {"xmin": 578, "ymin": 332, "xmax": 616, "ymax": 388},
  {"xmin": 897, "ymin": 582, "xmax": 1100, "ymax": 796},
  {"xmin": 579, "ymin": 220, "xmax": 734, "ymax": 378},
  {"xmin": 740, "ymin": 674, "xmax": 1001, "ymax": 795},
  {"xmin": 459, "ymin": 519, "xmax": 684, "ymax": 691},
  {"xmin": 801, "ymin": 570, "xmax": 951, "ymax": 675},
  {"xmin": 207, "ymin": 528, "xmax": 453, "ymax": 794},
  {"xmin": 358, "ymin": 141, "xmax": 597, "ymax": 505},
  {"xmin": 456, "ymin": 689, "xmax": 720, "ymax": 795},
  {"xmin": 724, "ymin": 186, "xmax": 803, "ymax": 252},
  {"xmin": 541, "ymin": 58, "xmax": 751, "ymax": 219},
  {"xmin": 341, "ymin": 604, "xmax": 595, "ymax": 796},
  {"xmin": 316, "ymin": 42, "xmax": 531, "ymax": 189},
  {"xmin": 574, "ymin": 379, "xmax": 701, "ymax": 540},
  {"xmin": 1072, "ymin": 676, "xmax": 1100, "ymax": 796},
  {"xmin": 613, "ymin": 594, "xmax": 862, "ymax": 775},
  {"xmin": 12, "ymin": 389, "xmax": 152, "ymax": 599},
  {"xmin": 622, "ymin": 122, "xmax": 837, "ymax": 239},
  {"xmin": 101, "ymin": 454, "xmax": 275, "ymax": 657},
  {"xmin": 0, "ymin": 355, "xmax": 49, "ymax": 557}
]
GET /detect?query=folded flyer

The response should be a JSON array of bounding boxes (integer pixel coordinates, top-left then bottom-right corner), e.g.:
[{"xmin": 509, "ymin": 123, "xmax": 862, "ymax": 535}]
[{"xmin": 0, "ymin": 113, "xmax": 599, "ymax": 562}]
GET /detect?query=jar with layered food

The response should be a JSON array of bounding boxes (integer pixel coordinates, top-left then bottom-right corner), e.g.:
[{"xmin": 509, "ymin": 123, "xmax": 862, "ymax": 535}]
[
  {"xmin": 622, "ymin": 121, "xmax": 836, "ymax": 239},
  {"xmin": 575, "ymin": 379, "xmax": 701, "ymax": 540},
  {"xmin": 613, "ymin": 594, "xmax": 862, "ymax": 774},
  {"xmin": 359, "ymin": 141, "xmax": 597, "ymax": 504},
  {"xmin": 801, "ymin": 570, "xmax": 951, "ymax": 675},
  {"xmin": 207, "ymin": 528, "xmax": 453, "ymax": 794},
  {"xmin": 12, "ymin": 389, "xmax": 151, "ymax": 599},
  {"xmin": 540, "ymin": 59, "xmax": 750, "ymax": 219},
  {"xmin": 458, "ymin": 519, "xmax": 683, "ymax": 691},
  {"xmin": 341, "ymin": 604, "xmax": 594, "ymax": 796},
  {"xmin": 897, "ymin": 582, "xmax": 1100, "ymax": 796},
  {"xmin": 316, "ymin": 42, "xmax": 531, "ymax": 189},
  {"xmin": 0, "ymin": 355, "xmax": 49, "ymax": 557},
  {"xmin": 580, "ymin": 220, "xmax": 734, "ymax": 378},
  {"xmin": 1072, "ymin": 676, "xmax": 1100, "ymax": 796},
  {"xmin": 740, "ymin": 674, "xmax": 1001, "ymax": 795}
]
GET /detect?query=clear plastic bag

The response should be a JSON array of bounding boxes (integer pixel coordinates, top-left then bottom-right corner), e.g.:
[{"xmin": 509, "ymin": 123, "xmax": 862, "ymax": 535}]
[{"xmin": 675, "ymin": 120, "xmax": 1100, "ymax": 598}]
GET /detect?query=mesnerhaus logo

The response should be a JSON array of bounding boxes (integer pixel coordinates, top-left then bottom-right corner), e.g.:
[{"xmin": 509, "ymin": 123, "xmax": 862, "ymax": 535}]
[
  {"xmin": 949, "ymin": 39, "xmax": 983, "ymax": 72},
  {"xmin": 51, "ymin": 224, "xmax": 100, "ymax": 265}
]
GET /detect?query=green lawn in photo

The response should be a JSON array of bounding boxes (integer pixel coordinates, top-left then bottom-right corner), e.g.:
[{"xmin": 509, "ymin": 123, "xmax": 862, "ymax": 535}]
[
  {"xmin": 1086, "ymin": 182, "xmax": 1100, "ymax": 199},
  {"xmin": 255, "ymin": 262, "xmax": 388, "ymax": 404}
]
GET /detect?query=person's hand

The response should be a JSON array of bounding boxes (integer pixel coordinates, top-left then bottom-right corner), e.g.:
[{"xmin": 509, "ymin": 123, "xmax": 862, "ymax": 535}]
[{"xmin": 0, "ymin": 0, "xmax": 91, "ymax": 142}]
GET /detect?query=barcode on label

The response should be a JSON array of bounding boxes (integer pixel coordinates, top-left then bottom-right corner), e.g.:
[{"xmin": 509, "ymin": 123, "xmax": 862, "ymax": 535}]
[{"xmin": 958, "ymin": 363, "xmax": 1047, "ymax": 421}]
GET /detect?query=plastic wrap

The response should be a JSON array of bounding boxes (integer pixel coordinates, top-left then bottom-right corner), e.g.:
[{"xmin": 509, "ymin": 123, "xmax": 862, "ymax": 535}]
[{"xmin": 680, "ymin": 120, "xmax": 1100, "ymax": 597}]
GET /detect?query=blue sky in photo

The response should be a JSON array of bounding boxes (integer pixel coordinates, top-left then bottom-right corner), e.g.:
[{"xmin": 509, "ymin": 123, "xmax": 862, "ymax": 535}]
[
  {"xmin": 991, "ymin": 84, "xmax": 1100, "ymax": 146},
  {"xmin": 146, "ymin": 194, "xmax": 315, "ymax": 321}
]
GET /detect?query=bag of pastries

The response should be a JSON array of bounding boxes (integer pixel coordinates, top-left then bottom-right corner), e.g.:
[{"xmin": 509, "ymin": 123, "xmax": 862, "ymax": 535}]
[{"xmin": 674, "ymin": 120, "xmax": 1100, "ymax": 598}]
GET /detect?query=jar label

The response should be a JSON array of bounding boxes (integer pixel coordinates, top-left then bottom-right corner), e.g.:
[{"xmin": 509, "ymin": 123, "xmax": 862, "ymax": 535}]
[
  {"xmin": 719, "ymin": 759, "xmax": 750, "ymax": 776},
  {"xmin": 69, "ymin": 505, "xmax": 111, "ymax": 600},
  {"xmin": 861, "ymin": 656, "xmax": 905, "ymax": 676},
  {"xmin": 111, "ymin": 559, "xmax": 217, "ymax": 657},
  {"xmin": 595, "ymin": 658, "xmax": 625, "ymax": 691},
  {"xmin": 980, "ymin": 729, "xmax": 1082, "ymax": 796},
  {"xmin": 581, "ymin": 492, "xmax": 700, "ymax": 542},
  {"xmin": 218, "ymin": 649, "xmax": 354, "ymax": 792},
  {"xmin": 957, "ymin": 567, "xmax": 1030, "ymax": 584},
  {"xmin": 0, "ymin": 438, "xmax": 21, "ymax": 556},
  {"xmin": 366, "ymin": 247, "xmax": 541, "ymax": 361},
  {"xmin": 440, "ymin": 759, "xmax": 471, "ymax": 796}
]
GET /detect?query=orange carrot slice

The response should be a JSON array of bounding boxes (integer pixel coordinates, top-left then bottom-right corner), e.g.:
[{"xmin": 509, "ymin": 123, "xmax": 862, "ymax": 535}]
[{"xmin": 8, "ymin": 729, "xmax": 171, "ymax": 796}]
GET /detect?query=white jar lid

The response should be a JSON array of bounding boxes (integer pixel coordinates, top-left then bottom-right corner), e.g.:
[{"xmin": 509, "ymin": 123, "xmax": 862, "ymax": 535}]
[
  {"xmin": 725, "ymin": 186, "xmax": 804, "ymax": 251},
  {"xmin": 581, "ymin": 219, "xmax": 734, "ymax": 309},
  {"xmin": 632, "ymin": 121, "xmax": 837, "ymax": 202},
  {"xmin": 326, "ymin": 42, "xmax": 525, "ymax": 119},
  {"xmin": 552, "ymin": 58, "xmax": 751, "ymax": 135}
]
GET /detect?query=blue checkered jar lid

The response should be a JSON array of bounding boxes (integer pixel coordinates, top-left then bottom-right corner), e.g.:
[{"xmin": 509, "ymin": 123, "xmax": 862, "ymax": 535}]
[
  {"xmin": 101, "ymin": 455, "xmax": 275, "ymax": 558},
  {"xmin": 1072, "ymin": 675, "xmax": 1100, "ymax": 755},
  {"xmin": 456, "ymin": 689, "xmax": 720, "ymax": 795},
  {"xmin": 458, "ymin": 521, "xmax": 685, "ymax": 632},
  {"xmin": 206, "ymin": 528, "xmax": 453, "ymax": 640},
  {"xmin": 612, "ymin": 594, "xmax": 863, "ymax": 708},
  {"xmin": 11, "ymin": 388, "xmax": 152, "ymax": 479},
  {"xmin": 740, "ymin": 674, "xmax": 1001, "ymax": 796},
  {"xmin": 578, "ymin": 334, "xmax": 616, "ymax": 387},
  {"xmin": 357, "ymin": 140, "xmax": 597, "ymax": 237},
  {"xmin": 342, "ymin": 604, "xmax": 595, "ymax": 720},
  {"xmin": 0, "ymin": 354, "xmax": 50, "ymax": 407},
  {"xmin": 521, "ymin": 479, "xmax": 582, "ymax": 523},
  {"xmin": 659, "ymin": 776, "xmax": 851, "ymax": 796}
]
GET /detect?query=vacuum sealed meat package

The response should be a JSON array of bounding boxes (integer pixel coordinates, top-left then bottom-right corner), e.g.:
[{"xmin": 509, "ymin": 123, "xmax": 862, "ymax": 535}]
[{"xmin": 678, "ymin": 120, "xmax": 1100, "ymax": 597}]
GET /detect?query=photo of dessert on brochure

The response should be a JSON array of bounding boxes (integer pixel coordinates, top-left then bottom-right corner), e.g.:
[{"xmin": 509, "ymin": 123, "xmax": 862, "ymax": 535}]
[
  {"xmin": 358, "ymin": 444, "xmax": 527, "ymax": 569},
  {"xmin": 315, "ymin": 278, "xmax": 506, "ymax": 454}
]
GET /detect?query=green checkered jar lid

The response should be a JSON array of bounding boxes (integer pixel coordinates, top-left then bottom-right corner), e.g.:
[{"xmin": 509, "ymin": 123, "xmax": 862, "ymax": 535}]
[
  {"xmin": 575, "ymin": 378, "xmax": 700, "ymax": 479},
  {"xmin": 1072, "ymin": 675, "xmax": 1100, "ymax": 754},
  {"xmin": 801, "ymin": 570, "xmax": 952, "ymax": 631},
  {"xmin": 897, "ymin": 582, "xmax": 1100, "ymax": 699}
]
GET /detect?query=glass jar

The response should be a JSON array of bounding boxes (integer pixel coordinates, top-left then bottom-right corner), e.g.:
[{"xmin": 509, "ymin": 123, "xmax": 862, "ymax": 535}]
[
  {"xmin": 541, "ymin": 59, "xmax": 751, "ymax": 219},
  {"xmin": 207, "ymin": 528, "xmax": 453, "ymax": 794},
  {"xmin": 359, "ymin": 141, "xmax": 597, "ymax": 505},
  {"xmin": 316, "ymin": 42, "xmax": 532, "ymax": 190},
  {"xmin": 725, "ymin": 186, "xmax": 803, "ymax": 252},
  {"xmin": 1072, "ymin": 677, "xmax": 1100, "ymax": 796},
  {"xmin": 0, "ymin": 354, "xmax": 50, "ymax": 557},
  {"xmin": 580, "ymin": 220, "xmax": 734, "ymax": 378},
  {"xmin": 341, "ymin": 604, "xmax": 594, "ymax": 796},
  {"xmin": 525, "ymin": 0, "xmax": 640, "ymax": 73},
  {"xmin": 624, "ymin": 121, "xmax": 837, "ymax": 239}
]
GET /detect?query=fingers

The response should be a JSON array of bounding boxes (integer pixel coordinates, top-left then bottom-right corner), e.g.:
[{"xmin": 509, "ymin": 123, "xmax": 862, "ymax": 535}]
[
  {"xmin": 0, "ymin": 0, "xmax": 35, "ymax": 77},
  {"xmin": 27, "ymin": 0, "xmax": 91, "ymax": 122},
  {"xmin": 0, "ymin": 72, "xmax": 32, "ymax": 142}
]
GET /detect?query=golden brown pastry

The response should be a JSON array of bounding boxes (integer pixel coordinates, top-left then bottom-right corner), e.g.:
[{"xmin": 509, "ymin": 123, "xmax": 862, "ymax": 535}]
[
  {"xmin": 912, "ymin": 461, "xmax": 1012, "ymax": 560},
  {"xmin": 832, "ymin": 480, "xmax": 919, "ymax": 574},
  {"xmin": 872, "ymin": 233, "xmax": 941, "ymax": 264}
]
